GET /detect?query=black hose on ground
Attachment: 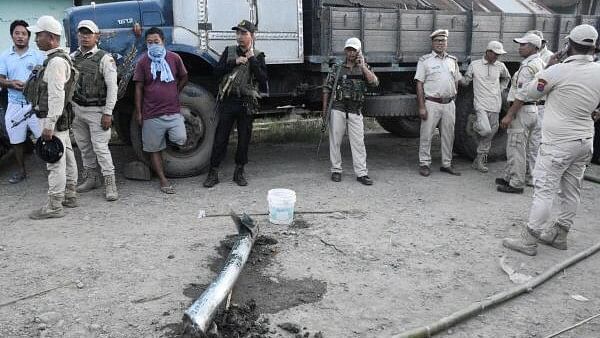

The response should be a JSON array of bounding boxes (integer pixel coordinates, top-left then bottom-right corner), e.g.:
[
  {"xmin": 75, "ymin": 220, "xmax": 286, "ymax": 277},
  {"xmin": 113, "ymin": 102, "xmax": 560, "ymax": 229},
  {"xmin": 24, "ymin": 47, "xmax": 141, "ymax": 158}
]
[{"xmin": 394, "ymin": 241, "xmax": 600, "ymax": 338}]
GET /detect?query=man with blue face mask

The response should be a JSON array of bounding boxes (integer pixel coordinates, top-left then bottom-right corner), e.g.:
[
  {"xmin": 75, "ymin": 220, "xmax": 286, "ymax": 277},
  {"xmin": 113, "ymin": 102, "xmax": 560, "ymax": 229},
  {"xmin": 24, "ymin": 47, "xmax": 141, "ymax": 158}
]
[{"xmin": 133, "ymin": 27, "xmax": 188, "ymax": 194}]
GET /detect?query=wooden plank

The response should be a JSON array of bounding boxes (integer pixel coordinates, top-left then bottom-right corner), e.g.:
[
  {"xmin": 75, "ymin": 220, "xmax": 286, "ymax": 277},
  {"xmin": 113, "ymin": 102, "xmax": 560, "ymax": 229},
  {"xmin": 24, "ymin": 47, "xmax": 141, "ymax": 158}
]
[
  {"xmin": 364, "ymin": 31, "xmax": 397, "ymax": 53},
  {"xmin": 364, "ymin": 10, "xmax": 398, "ymax": 30},
  {"xmin": 472, "ymin": 14, "xmax": 501, "ymax": 32},
  {"xmin": 400, "ymin": 12, "xmax": 434, "ymax": 30},
  {"xmin": 503, "ymin": 14, "xmax": 536, "ymax": 33},
  {"xmin": 330, "ymin": 9, "xmax": 360, "ymax": 30},
  {"xmin": 436, "ymin": 14, "xmax": 468, "ymax": 32}
]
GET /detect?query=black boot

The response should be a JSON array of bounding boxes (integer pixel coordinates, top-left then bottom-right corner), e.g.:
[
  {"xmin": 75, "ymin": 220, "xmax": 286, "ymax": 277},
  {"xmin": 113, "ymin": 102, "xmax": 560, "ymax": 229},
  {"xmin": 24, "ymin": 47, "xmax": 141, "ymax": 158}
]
[
  {"xmin": 233, "ymin": 165, "xmax": 248, "ymax": 186},
  {"xmin": 203, "ymin": 168, "xmax": 219, "ymax": 188}
]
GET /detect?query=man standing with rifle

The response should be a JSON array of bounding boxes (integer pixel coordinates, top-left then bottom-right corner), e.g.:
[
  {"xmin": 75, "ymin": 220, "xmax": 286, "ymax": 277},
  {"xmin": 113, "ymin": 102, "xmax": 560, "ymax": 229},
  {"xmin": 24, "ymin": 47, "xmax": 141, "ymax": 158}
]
[
  {"xmin": 322, "ymin": 37, "xmax": 378, "ymax": 185},
  {"xmin": 203, "ymin": 20, "xmax": 267, "ymax": 188}
]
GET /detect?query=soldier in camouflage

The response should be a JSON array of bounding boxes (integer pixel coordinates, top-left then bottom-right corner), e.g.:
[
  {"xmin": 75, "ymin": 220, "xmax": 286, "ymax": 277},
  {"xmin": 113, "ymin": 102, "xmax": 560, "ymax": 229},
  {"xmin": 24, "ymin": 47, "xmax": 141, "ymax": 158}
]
[{"xmin": 323, "ymin": 37, "xmax": 379, "ymax": 185}]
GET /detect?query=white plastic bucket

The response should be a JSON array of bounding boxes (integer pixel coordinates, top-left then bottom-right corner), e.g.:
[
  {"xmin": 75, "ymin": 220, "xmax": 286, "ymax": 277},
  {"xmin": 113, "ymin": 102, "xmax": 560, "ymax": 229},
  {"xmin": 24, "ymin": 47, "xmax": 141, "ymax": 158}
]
[{"xmin": 267, "ymin": 189, "xmax": 296, "ymax": 225}]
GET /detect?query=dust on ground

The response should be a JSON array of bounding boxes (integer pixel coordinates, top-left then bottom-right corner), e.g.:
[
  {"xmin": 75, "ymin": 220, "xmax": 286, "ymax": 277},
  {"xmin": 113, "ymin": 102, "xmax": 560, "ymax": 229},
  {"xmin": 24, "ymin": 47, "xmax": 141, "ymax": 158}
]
[{"xmin": 1, "ymin": 132, "xmax": 600, "ymax": 338}]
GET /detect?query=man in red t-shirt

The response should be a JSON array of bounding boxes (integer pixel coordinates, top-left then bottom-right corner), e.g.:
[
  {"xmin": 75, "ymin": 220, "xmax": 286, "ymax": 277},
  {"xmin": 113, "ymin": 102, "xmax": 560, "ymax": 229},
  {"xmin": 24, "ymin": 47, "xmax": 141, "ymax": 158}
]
[{"xmin": 133, "ymin": 27, "xmax": 188, "ymax": 193}]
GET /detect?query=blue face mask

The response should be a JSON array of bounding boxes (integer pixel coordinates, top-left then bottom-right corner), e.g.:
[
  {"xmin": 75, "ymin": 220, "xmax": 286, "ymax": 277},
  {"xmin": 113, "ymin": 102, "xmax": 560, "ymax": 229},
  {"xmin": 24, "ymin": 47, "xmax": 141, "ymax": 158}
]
[{"xmin": 147, "ymin": 43, "xmax": 165, "ymax": 57}]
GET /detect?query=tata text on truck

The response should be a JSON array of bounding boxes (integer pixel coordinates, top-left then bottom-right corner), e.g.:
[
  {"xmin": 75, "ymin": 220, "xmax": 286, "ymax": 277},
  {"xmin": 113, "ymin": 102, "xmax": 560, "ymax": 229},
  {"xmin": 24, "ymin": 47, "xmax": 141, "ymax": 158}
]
[{"xmin": 62, "ymin": 0, "xmax": 600, "ymax": 177}]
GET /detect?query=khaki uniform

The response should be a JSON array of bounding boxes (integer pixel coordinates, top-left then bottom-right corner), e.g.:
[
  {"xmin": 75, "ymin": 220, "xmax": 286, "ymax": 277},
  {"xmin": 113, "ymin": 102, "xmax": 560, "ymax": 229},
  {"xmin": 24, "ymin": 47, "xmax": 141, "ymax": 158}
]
[
  {"xmin": 41, "ymin": 48, "xmax": 78, "ymax": 195},
  {"xmin": 503, "ymin": 53, "xmax": 544, "ymax": 189},
  {"xmin": 524, "ymin": 55, "xmax": 600, "ymax": 232},
  {"xmin": 415, "ymin": 51, "xmax": 462, "ymax": 167},
  {"xmin": 323, "ymin": 63, "xmax": 379, "ymax": 176},
  {"xmin": 461, "ymin": 57, "xmax": 511, "ymax": 154},
  {"xmin": 528, "ymin": 50, "xmax": 551, "ymax": 181},
  {"xmin": 70, "ymin": 46, "xmax": 118, "ymax": 176}
]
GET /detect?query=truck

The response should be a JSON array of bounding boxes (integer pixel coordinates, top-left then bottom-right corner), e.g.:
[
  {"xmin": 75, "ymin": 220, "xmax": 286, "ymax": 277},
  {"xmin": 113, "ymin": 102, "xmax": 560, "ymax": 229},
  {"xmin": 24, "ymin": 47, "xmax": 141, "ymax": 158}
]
[{"xmin": 56, "ymin": 0, "xmax": 600, "ymax": 177}]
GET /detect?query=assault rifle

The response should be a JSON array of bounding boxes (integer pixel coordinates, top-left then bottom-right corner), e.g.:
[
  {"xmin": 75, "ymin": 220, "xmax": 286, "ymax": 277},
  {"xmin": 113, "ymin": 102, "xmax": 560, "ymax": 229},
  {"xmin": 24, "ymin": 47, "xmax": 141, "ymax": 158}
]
[{"xmin": 11, "ymin": 109, "xmax": 36, "ymax": 128}]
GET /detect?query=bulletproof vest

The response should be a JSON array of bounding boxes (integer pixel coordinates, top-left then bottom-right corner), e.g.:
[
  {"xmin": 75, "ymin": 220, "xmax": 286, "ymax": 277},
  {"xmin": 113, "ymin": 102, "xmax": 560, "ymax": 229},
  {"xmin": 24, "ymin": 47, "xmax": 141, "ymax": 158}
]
[
  {"xmin": 333, "ymin": 65, "xmax": 367, "ymax": 113},
  {"xmin": 217, "ymin": 45, "xmax": 262, "ymax": 106},
  {"xmin": 72, "ymin": 49, "xmax": 108, "ymax": 106},
  {"xmin": 23, "ymin": 49, "xmax": 79, "ymax": 131}
]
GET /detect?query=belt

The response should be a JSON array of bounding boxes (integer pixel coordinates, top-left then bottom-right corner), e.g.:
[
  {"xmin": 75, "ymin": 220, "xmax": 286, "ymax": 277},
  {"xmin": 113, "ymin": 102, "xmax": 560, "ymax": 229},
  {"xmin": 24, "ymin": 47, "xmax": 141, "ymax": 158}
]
[
  {"xmin": 426, "ymin": 96, "xmax": 454, "ymax": 104},
  {"xmin": 537, "ymin": 100, "xmax": 546, "ymax": 105},
  {"xmin": 522, "ymin": 102, "xmax": 537, "ymax": 106}
]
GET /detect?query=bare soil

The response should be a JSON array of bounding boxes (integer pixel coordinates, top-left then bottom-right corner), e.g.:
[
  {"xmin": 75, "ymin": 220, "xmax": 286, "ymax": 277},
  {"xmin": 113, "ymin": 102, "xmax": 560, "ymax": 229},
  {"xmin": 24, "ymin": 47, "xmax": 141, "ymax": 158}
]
[{"xmin": 1, "ymin": 132, "xmax": 599, "ymax": 338}]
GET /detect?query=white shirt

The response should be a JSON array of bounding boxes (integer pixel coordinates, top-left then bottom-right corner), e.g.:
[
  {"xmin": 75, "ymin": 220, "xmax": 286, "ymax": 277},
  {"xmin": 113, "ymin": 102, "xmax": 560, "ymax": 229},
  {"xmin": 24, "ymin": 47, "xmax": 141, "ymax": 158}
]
[
  {"xmin": 415, "ymin": 51, "xmax": 462, "ymax": 98},
  {"xmin": 461, "ymin": 57, "xmax": 511, "ymax": 113},
  {"xmin": 508, "ymin": 53, "xmax": 544, "ymax": 103},
  {"xmin": 526, "ymin": 55, "xmax": 600, "ymax": 143}
]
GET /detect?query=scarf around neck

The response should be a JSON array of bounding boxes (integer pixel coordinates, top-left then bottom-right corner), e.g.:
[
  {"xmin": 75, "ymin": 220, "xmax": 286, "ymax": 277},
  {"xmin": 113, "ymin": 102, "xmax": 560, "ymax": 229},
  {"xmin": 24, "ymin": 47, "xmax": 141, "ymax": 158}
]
[{"xmin": 147, "ymin": 44, "xmax": 174, "ymax": 82}]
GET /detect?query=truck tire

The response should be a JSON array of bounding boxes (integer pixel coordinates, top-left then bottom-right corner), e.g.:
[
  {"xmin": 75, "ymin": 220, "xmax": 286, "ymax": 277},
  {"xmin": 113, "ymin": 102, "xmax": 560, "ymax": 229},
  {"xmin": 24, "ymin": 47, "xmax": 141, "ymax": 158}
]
[
  {"xmin": 375, "ymin": 116, "xmax": 421, "ymax": 138},
  {"xmin": 454, "ymin": 87, "xmax": 507, "ymax": 161},
  {"xmin": 130, "ymin": 83, "xmax": 216, "ymax": 178},
  {"xmin": 113, "ymin": 100, "xmax": 133, "ymax": 144}
]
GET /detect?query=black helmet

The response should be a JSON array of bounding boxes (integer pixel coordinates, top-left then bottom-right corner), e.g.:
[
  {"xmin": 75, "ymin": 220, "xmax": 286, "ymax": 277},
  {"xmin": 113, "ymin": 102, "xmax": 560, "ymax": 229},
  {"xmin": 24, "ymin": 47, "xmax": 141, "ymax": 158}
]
[{"xmin": 36, "ymin": 136, "xmax": 64, "ymax": 163}]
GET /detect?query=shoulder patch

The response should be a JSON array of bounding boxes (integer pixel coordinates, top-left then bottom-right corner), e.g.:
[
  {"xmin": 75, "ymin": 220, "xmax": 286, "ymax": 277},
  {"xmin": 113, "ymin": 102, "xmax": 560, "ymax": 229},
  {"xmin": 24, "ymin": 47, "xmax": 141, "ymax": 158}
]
[
  {"xmin": 536, "ymin": 79, "xmax": 547, "ymax": 92},
  {"xmin": 419, "ymin": 54, "xmax": 434, "ymax": 62}
]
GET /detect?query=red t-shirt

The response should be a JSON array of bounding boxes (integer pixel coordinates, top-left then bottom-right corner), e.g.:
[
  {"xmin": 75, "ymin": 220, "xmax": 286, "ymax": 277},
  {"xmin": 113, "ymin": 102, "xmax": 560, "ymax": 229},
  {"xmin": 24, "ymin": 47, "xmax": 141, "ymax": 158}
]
[{"xmin": 133, "ymin": 51, "xmax": 188, "ymax": 119}]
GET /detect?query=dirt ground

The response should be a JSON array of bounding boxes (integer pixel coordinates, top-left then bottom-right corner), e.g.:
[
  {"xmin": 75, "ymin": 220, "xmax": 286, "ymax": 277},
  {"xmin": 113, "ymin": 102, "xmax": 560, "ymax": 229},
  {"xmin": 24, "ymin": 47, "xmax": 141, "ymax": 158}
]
[{"xmin": 1, "ymin": 131, "xmax": 600, "ymax": 338}]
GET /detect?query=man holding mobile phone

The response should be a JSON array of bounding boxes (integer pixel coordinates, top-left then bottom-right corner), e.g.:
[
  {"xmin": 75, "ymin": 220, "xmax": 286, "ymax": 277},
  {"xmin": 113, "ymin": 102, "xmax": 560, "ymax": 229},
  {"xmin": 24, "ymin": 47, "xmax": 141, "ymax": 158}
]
[{"xmin": 322, "ymin": 37, "xmax": 379, "ymax": 185}]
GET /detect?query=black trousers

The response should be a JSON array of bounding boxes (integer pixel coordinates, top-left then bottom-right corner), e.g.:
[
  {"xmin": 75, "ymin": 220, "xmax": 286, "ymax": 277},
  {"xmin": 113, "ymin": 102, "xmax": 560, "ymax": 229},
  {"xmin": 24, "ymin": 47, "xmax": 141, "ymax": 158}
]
[
  {"xmin": 593, "ymin": 120, "xmax": 600, "ymax": 161},
  {"xmin": 210, "ymin": 101, "xmax": 253, "ymax": 168}
]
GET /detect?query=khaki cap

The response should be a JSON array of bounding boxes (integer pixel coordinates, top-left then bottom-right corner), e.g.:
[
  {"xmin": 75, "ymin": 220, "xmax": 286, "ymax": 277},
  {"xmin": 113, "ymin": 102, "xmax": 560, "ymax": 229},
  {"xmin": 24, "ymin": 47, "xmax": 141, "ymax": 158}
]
[
  {"xmin": 514, "ymin": 33, "xmax": 541, "ymax": 49},
  {"xmin": 27, "ymin": 15, "xmax": 62, "ymax": 36},
  {"xmin": 487, "ymin": 40, "xmax": 507, "ymax": 54},
  {"xmin": 232, "ymin": 19, "xmax": 256, "ymax": 33},
  {"xmin": 77, "ymin": 20, "xmax": 99, "ymax": 34},
  {"xmin": 430, "ymin": 29, "xmax": 449, "ymax": 39},
  {"xmin": 566, "ymin": 24, "xmax": 598, "ymax": 47}
]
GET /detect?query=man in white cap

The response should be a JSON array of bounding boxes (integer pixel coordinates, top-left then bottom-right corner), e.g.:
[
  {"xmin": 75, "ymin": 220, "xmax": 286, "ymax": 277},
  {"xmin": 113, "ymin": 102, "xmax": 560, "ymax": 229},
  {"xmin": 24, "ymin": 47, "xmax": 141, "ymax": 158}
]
[
  {"xmin": 415, "ymin": 29, "xmax": 462, "ymax": 177},
  {"xmin": 503, "ymin": 24, "xmax": 600, "ymax": 256},
  {"xmin": 460, "ymin": 41, "xmax": 511, "ymax": 172},
  {"xmin": 25, "ymin": 16, "xmax": 79, "ymax": 219},
  {"xmin": 526, "ymin": 30, "xmax": 554, "ymax": 186},
  {"xmin": 70, "ymin": 19, "xmax": 119, "ymax": 201},
  {"xmin": 496, "ymin": 33, "xmax": 544, "ymax": 194},
  {"xmin": 322, "ymin": 37, "xmax": 378, "ymax": 185}
]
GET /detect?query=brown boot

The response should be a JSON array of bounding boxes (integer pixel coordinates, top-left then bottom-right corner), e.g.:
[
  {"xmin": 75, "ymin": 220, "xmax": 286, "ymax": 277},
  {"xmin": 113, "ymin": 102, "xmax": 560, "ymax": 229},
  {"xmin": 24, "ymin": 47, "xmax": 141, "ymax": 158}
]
[
  {"xmin": 502, "ymin": 227, "xmax": 539, "ymax": 256},
  {"xmin": 539, "ymin": 222, "xmax": 569, "ymax": 250},
  {"xmin": 30, "ymin": 194, "xmax": 65, "ymax": 220},
  {"xmin": 62, "ymin": 182, "xmax": 78, "ymax": 208},
  {"xmin": 77, "ymin": 168, "xmax": 102, "ymax": 193}
]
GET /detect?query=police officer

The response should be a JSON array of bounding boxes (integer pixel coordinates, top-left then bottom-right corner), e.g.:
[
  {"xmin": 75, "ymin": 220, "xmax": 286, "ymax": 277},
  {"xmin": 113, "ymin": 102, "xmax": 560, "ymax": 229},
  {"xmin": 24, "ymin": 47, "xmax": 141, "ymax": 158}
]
[
  {"xmin": 71, "ymin": 20, "xmax": 119, "ymax": 201},
  {"xmin": 497, "ymin": 33, "xmax": 544, "ymax": 194},
  {"xmin": 459, "ymin": 41, "xmax": 511, "ymax": 172},
  {"xmin": 322, "ymin": 37, "xmax": 378, "ymax": 185},
  {"xmin": 25, "ymin": 16, "xmax": 78, "ymax": 219},
  {"xmin": 203, "ymin": 20, "xmax": 267, "ymax": 188},
  {"xmin": 502, "ymin": 24, "xmax": 600, "ymax": 256},
  {"xmin": 526, "ymin": 30, "xmax": 554, "ymax": 185},
  {"xmin": 415, "ymin": 29, "xmax": 462, "ymax": 177},
  {"xmin": 0, "ymin": 20, "xmax": 45, "ymax": 183}
]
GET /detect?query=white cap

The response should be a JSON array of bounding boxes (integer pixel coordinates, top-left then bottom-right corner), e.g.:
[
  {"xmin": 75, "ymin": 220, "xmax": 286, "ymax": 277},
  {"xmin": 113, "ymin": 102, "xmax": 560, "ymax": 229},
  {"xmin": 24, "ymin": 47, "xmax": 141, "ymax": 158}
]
[
  {"xmin": 513, "ymin": 33, "xmax": 541, "ymax": 49},
  {"xmin": 430, "ymin": 29, "xmax": 449, "ymax": 39},
  {"xmin": 27, "ymin": 15, "xmax": 62, "ymax": 36},
  {"xmin": 566, "ymin": 24, "xmax": 598, "ymax": 47},
  {"xmin": 77, "ymin": 20, "xmax": 99, "ymax": 34},
  {"xmin": 486, "ymin": 40, "xmax": 507, "ymax": 54},
  {"xmin": 344, "ymin": 37, "xmax": 362, "ymax": 51}
]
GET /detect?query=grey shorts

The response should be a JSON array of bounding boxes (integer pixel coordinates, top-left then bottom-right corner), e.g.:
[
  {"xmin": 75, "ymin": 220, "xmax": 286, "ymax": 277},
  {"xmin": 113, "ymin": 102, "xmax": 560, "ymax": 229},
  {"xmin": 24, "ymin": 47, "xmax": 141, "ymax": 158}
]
[{"xmin": 142, "ymin": 114, "xmax": 187, "ymax": 152}]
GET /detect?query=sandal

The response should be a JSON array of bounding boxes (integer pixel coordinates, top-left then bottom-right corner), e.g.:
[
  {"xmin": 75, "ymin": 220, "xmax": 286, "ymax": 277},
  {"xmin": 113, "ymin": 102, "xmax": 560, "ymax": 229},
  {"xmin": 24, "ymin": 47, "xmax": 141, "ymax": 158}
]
[{"xmin": 160, "ymin": 185, "xmax": 176, "ymax": 194}]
